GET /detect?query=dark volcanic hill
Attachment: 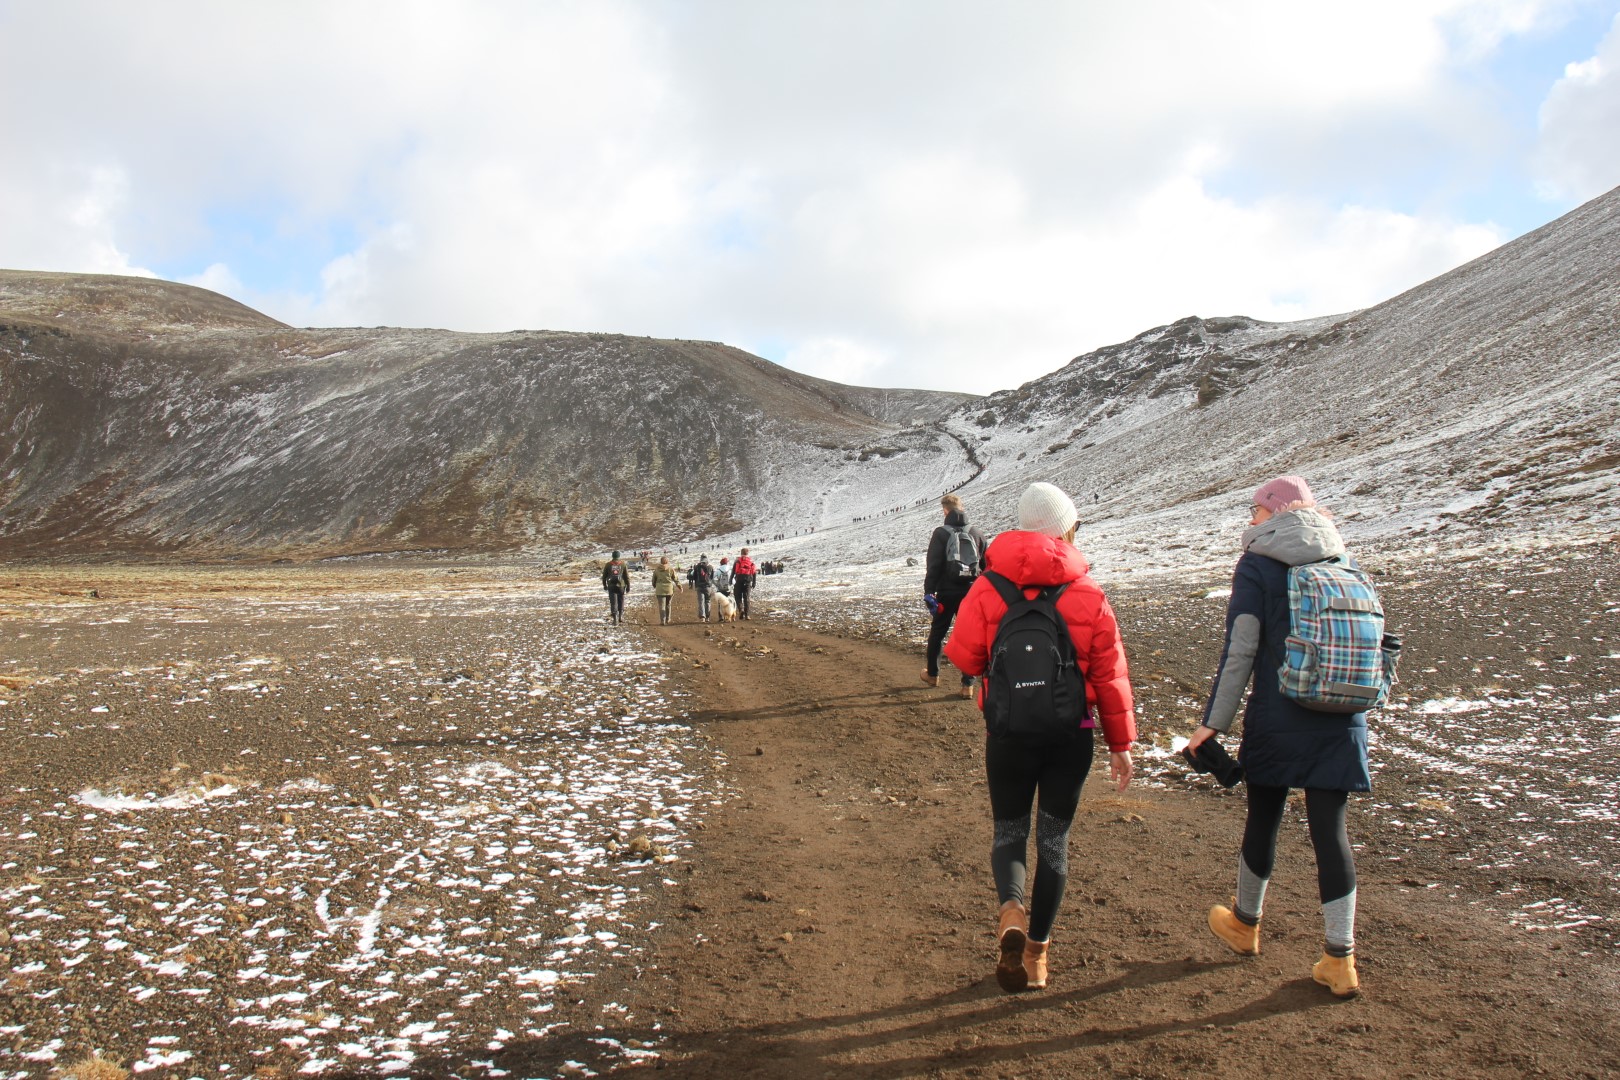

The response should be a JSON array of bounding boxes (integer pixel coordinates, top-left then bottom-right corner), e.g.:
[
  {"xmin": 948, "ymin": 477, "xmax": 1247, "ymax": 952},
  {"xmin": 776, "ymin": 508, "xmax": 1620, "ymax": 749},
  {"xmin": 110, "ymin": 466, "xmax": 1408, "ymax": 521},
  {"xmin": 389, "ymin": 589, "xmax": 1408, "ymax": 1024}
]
[{"xmin": 0, "ymin": 271, "xmax": 977, "ymax": 560}]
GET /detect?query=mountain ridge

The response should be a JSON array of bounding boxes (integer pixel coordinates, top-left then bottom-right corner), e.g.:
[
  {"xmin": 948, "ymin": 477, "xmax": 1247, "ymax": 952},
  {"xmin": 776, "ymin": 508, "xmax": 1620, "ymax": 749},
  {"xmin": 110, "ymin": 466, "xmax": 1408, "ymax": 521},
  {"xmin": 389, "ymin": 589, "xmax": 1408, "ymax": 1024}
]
[
  {"xmin": 4, "ymin": 183, "xmax": 1618, "ymax": 564},
  {"xmin": 0, "ymin": 277, "xmax": 977, "ymax": 560}
]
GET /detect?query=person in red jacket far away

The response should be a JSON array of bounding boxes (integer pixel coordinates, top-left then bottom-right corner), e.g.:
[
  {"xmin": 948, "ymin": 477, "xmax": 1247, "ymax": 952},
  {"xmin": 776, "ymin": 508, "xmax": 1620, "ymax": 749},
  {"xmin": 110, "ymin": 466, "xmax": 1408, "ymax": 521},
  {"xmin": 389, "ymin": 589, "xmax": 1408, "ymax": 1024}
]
[
  {"xmin": 732, "ymin": 548, "xmax": 759, "ymax": 619},
  {"xmin": 945, "ymin": 482, "xmax": 1136, "ymax": 995}
]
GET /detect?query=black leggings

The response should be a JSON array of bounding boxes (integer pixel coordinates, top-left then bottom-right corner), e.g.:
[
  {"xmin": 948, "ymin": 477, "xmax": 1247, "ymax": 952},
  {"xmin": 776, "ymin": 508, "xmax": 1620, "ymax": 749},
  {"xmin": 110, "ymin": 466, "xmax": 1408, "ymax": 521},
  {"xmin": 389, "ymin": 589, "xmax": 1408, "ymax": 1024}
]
[
  {"xmin": 1242, "ymin": 785, "xmax": 1355, "ymax": 903},
  {"xmin": 986, "ymin": 730, "xmax": 1094, "ymax": 941},
  {"xmin": 734, "ymin": 581, "xmax": 752, "ymax": 617}
]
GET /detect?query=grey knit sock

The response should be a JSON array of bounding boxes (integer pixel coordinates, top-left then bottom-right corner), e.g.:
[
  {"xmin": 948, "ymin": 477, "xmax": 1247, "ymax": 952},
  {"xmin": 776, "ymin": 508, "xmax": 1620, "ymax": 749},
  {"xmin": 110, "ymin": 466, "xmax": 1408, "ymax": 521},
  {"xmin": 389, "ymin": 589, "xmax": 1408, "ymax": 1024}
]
[
  {"xmin": 1235, "ymin": 855, "xmax": 1269, "ymax": 924},
  {"xmin": 1322, "ymin": 889, "xmax": 1357, "ymax": 957}
]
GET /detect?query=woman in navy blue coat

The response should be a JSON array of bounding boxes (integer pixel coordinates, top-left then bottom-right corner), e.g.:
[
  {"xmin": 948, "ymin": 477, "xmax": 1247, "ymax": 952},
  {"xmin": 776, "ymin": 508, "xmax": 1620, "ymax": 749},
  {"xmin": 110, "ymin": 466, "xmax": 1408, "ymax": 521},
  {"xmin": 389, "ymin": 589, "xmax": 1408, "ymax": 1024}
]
[{"xmin": 1185, "ymin": 475, "xmax": 1368, "ymax": 997}]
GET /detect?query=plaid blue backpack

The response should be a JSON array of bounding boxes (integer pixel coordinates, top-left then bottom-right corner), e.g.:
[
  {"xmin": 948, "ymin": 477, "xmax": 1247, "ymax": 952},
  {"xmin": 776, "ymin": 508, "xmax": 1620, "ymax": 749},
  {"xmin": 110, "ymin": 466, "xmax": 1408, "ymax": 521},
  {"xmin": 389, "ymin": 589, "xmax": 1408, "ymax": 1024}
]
[{"xmin": 1278, "ymin": 559, "xmax": 1397, "ymax": 713}]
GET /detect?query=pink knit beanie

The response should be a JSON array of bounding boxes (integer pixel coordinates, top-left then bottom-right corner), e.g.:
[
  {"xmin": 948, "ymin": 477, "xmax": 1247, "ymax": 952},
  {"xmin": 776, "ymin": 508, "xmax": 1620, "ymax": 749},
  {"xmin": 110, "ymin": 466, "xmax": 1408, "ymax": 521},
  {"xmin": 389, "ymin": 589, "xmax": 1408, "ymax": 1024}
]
[{"xmin": 1253, "ymin": 475, "xmax": 1315, "ymax": 513}]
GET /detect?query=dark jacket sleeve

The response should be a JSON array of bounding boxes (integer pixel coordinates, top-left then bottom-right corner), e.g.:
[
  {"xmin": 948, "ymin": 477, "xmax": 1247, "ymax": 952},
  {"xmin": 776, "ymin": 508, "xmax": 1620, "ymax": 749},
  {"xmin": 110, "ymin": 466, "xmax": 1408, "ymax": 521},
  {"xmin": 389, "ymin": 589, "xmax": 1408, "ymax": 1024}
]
[{"xmin": 924, "ymin": 526, "xmax": 947, "ymax": 595}]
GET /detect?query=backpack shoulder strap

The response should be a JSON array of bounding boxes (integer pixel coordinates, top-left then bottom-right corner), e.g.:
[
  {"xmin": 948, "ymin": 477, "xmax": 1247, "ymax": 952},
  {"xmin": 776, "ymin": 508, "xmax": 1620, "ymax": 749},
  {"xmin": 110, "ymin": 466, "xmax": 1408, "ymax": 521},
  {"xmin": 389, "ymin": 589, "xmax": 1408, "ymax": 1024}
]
[
  {"xmin": 983, "ymin": 570, "xmax": 1023, "ymax": 608},
  {"xmin": 985, "ymin": 570, "xmax": 1073, "ymax": 607}
]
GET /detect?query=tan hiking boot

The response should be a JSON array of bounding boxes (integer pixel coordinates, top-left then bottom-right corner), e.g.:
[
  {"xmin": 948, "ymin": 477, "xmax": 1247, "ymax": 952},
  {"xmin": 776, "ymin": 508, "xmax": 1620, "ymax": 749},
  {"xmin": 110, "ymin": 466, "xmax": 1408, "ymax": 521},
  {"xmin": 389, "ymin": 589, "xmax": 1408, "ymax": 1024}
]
[
  {"xmin": 920, "ymin": 671, "xmax": 939, "ymax": 687},
  {"xmin": 1024, "ymin": 939, "xmax": 1049, "ymax": 990},
  {"xmin": 958, "ymin": 681, "xmax": 974, "ymax": 699},
  {"xmin": 995, "ymin": 900, "xmax": 1028, "ymax": 993},
  {"xmin": 1209, "ymin": 903, "xmax": 1261, "ymax": 956},
  {"xmin": 1312, "ymin": 952, "xmax": 1361, "ymax": 997}
]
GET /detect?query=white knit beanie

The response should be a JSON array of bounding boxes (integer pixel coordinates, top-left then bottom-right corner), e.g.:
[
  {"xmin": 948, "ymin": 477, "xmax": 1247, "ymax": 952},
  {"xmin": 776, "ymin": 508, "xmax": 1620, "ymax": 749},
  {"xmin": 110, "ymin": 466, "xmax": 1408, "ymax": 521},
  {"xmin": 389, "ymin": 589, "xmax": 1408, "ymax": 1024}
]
[{"xmin": 1018, "ymin": 482, "xmax": 1078, "ymax": 538}]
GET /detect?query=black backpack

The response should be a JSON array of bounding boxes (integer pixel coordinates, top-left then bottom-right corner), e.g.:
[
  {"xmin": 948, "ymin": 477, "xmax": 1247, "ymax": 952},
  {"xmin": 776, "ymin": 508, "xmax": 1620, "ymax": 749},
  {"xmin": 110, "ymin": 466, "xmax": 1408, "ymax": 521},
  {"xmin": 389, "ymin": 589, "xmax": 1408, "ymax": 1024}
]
[
  {"xmin": 691, "ymin": 563, "xmax": 713, "ymax": 589},
  {"xmin": 944, "ymin": 525, "xmax": 979, "ymax": 581},
  {"xmin": 982, "ymin": 571, "xmax": 1087, "ymax": 741}
]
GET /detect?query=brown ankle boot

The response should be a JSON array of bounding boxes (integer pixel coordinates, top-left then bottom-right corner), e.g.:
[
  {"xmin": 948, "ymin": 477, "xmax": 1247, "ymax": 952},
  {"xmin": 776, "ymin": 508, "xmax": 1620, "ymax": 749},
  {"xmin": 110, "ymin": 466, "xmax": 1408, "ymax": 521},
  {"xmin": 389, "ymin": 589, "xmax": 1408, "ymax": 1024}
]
[
  {"xmin": 995, "ymin": 900, "xmax": 1028, "ymax": 993},
  {"xmin": 1208, "ymin": 902, "xmax": 1261, "ymax": 956},
  {"xmin": 1312, "ymin": 952, "xmax": 1360, "ymax": 997},
  {"xmin": 1023, "ymin": 939, "xmax": 1049, "ymax": 990}
]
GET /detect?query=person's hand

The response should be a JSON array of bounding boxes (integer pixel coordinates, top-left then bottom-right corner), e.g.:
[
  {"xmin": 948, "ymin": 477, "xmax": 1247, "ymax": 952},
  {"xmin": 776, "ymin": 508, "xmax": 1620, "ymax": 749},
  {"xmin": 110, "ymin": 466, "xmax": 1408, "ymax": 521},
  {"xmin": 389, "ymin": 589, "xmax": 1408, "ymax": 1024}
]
[
  {"xmin": 1110, "ymin": 750, "xmax": 1133, "ymax": 791},
  {"xmin": 1186, "ymin": 725, "xmax": 1216, "ymax": 752}
]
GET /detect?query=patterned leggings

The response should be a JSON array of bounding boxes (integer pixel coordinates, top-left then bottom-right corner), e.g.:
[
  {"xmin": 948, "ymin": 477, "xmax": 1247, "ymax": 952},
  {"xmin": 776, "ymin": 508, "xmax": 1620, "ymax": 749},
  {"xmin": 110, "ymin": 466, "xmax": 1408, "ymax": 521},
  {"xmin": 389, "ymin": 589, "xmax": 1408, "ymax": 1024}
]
[{"xmin": 986, "ymin": 730, "xmax": 1095, "ymax": 942}]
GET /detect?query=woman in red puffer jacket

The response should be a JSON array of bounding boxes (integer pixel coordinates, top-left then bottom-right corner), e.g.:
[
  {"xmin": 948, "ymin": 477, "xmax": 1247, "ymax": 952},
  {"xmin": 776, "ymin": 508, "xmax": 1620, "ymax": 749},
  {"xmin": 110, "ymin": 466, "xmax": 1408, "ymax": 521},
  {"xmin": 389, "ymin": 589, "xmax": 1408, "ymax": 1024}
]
[{"xmin": 945, "ymin": 482, "xmax": 1135, "ymax": 995}]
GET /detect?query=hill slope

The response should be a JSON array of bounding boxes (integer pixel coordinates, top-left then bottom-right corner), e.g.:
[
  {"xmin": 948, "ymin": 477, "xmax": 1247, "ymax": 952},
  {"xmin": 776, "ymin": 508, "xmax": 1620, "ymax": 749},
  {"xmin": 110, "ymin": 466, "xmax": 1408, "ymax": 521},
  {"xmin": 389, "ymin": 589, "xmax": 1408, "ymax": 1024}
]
[
  {"xmin": 5, "ymin": 184, "xmax": 1617, "ymax": 567},
  {"xmin": 0, "ymin": 273, "xmax": 977, "ymax": 559},
  {"xmin": 823, "ymin": 183, "xmax": 1620, "ymax": 575}
]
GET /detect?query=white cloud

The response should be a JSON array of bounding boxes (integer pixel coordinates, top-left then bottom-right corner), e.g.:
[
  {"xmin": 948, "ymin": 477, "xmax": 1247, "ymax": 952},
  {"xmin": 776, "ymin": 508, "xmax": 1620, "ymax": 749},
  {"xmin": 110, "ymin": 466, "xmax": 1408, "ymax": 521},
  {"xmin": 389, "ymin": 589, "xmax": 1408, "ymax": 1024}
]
[
  {"xmin": 0, "ymin": 0, "xmax": 1603, "ymax": 393},
  {"xmin": 0, "ymin": 163, "xmax": 154, "ymax": 278},
  {"xmin": 782, "ymin": 337, "xmax": 894, "ymax": 387},
  {"xmin": 1535, "ymin": 12, "xmax": 1620, "ymax": 202},
  {"xmin": 181, "ymin": 263, "xmax": 246, "ymax": 300}
]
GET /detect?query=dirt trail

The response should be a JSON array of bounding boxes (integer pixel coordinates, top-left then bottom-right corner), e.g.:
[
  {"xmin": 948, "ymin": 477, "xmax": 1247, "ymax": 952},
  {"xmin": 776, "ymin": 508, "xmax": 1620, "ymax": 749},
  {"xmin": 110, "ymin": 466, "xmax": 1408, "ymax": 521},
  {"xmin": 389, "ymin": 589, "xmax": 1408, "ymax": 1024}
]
[
  {"xmin": 2, "ymin": 561, "xmax": 1613, "ymax": 1078},
  {"xmin": 567, "ymin": 589, "xmax": 1619, "ymax": 1079}
]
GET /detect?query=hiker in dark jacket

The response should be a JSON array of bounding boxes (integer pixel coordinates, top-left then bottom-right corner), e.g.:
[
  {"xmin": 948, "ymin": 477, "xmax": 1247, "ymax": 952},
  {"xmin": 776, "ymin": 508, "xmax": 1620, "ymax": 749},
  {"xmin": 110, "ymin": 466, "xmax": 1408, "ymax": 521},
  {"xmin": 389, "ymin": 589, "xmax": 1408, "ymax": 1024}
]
[
  {"xmin": 1185, "ymin": 475, "xmax": 1370, "ymax": 998},
  {"xmin": 923, "ymin": 493, "xmax": 989, "ymax": 697},
  {"xmin": 602, "ymin": 550, "xmax": 631, "ymax": 625},
  {"xmin": 688, "ymin": 555, "xmax": 715, "ymax": 621}
]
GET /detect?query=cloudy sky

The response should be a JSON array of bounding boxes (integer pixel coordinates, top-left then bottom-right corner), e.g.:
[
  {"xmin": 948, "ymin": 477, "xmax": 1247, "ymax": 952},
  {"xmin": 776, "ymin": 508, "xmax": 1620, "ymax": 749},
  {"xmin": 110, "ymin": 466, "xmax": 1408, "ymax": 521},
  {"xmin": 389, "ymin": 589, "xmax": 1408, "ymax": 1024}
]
[{"xmin": 3, "ymin": 1, "xmax": 1618, "ymax": 394}]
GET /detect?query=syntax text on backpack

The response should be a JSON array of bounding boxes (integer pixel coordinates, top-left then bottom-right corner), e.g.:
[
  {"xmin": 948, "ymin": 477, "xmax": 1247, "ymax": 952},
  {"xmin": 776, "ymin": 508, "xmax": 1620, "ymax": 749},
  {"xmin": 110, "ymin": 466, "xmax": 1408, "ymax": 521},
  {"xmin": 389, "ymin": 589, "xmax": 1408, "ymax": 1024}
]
[
  {"xmin": 1278, "ymin": 559, "xmax": 1399, "ymax": 712},
  {"xmin": 981, "ymin": 571, "xmax": 1087, "ymax": 741}
]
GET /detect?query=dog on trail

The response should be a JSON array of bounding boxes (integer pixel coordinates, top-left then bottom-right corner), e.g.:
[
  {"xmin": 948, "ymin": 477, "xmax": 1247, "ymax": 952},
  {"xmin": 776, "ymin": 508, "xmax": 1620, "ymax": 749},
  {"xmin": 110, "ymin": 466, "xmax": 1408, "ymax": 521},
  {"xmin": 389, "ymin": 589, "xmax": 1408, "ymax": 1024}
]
[{"xmin": 709, "ymin": 589, "xmax": 738, "ymax": 623}]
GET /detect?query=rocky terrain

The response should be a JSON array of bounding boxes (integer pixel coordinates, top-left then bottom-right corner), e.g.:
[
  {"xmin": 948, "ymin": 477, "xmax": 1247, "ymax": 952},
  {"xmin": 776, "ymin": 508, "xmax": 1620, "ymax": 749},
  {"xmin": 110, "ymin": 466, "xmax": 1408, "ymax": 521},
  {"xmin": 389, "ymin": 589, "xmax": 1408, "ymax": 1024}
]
[{"xmin": 0, "ymin": 544, "xmax": 1613, "ymax": 1077}]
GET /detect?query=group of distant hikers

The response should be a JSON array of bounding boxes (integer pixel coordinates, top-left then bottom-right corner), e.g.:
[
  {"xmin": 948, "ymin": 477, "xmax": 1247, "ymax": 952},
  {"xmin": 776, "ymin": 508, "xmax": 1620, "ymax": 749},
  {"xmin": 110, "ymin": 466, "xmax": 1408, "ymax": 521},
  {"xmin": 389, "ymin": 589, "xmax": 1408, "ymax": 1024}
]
[
  {"xmin": 600, "ymin": 473, "xmax": 1396, "ymax": 1000},
  {"xmin": 925, "ymin": 478, "xmax": 1396, "ymax": 998},
  {"xmin": 598, "ymin": 548, "xmax": 761, "ymax": 624}
]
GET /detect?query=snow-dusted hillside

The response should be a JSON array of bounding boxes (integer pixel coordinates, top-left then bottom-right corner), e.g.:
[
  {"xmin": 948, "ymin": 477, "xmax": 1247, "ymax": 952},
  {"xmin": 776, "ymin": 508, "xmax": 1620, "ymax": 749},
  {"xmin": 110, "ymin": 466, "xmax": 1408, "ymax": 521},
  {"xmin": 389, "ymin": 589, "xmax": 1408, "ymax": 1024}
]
[
  {"xmin": 3, "ymin": 184, "xmax": 1616, "ymax": 568},
  {"xmin": 722, "ymin": 184, "xmax": 1619, "ymax": 592},
  {"xmin": 0, "ymin": 273, "xmax": 976, "ymax": 560}
]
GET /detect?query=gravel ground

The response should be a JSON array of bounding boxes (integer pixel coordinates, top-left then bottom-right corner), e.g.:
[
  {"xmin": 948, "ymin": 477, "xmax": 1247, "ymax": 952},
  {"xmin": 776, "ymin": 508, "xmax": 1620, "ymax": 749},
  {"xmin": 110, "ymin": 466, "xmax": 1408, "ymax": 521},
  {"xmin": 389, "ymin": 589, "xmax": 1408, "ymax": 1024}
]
[{"xmin": 0, "ymin": 538, "xmax": 1615, "ymax": 1077}]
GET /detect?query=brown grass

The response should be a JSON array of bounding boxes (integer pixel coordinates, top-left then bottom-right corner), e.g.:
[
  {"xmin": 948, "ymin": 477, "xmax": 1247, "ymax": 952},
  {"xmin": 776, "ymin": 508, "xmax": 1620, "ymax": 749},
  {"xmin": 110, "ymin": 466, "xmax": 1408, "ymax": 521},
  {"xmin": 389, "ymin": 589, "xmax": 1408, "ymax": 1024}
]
[{"xmin": 53, "ymin": 1053, "xmax": 129, "ymax": 1080}]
